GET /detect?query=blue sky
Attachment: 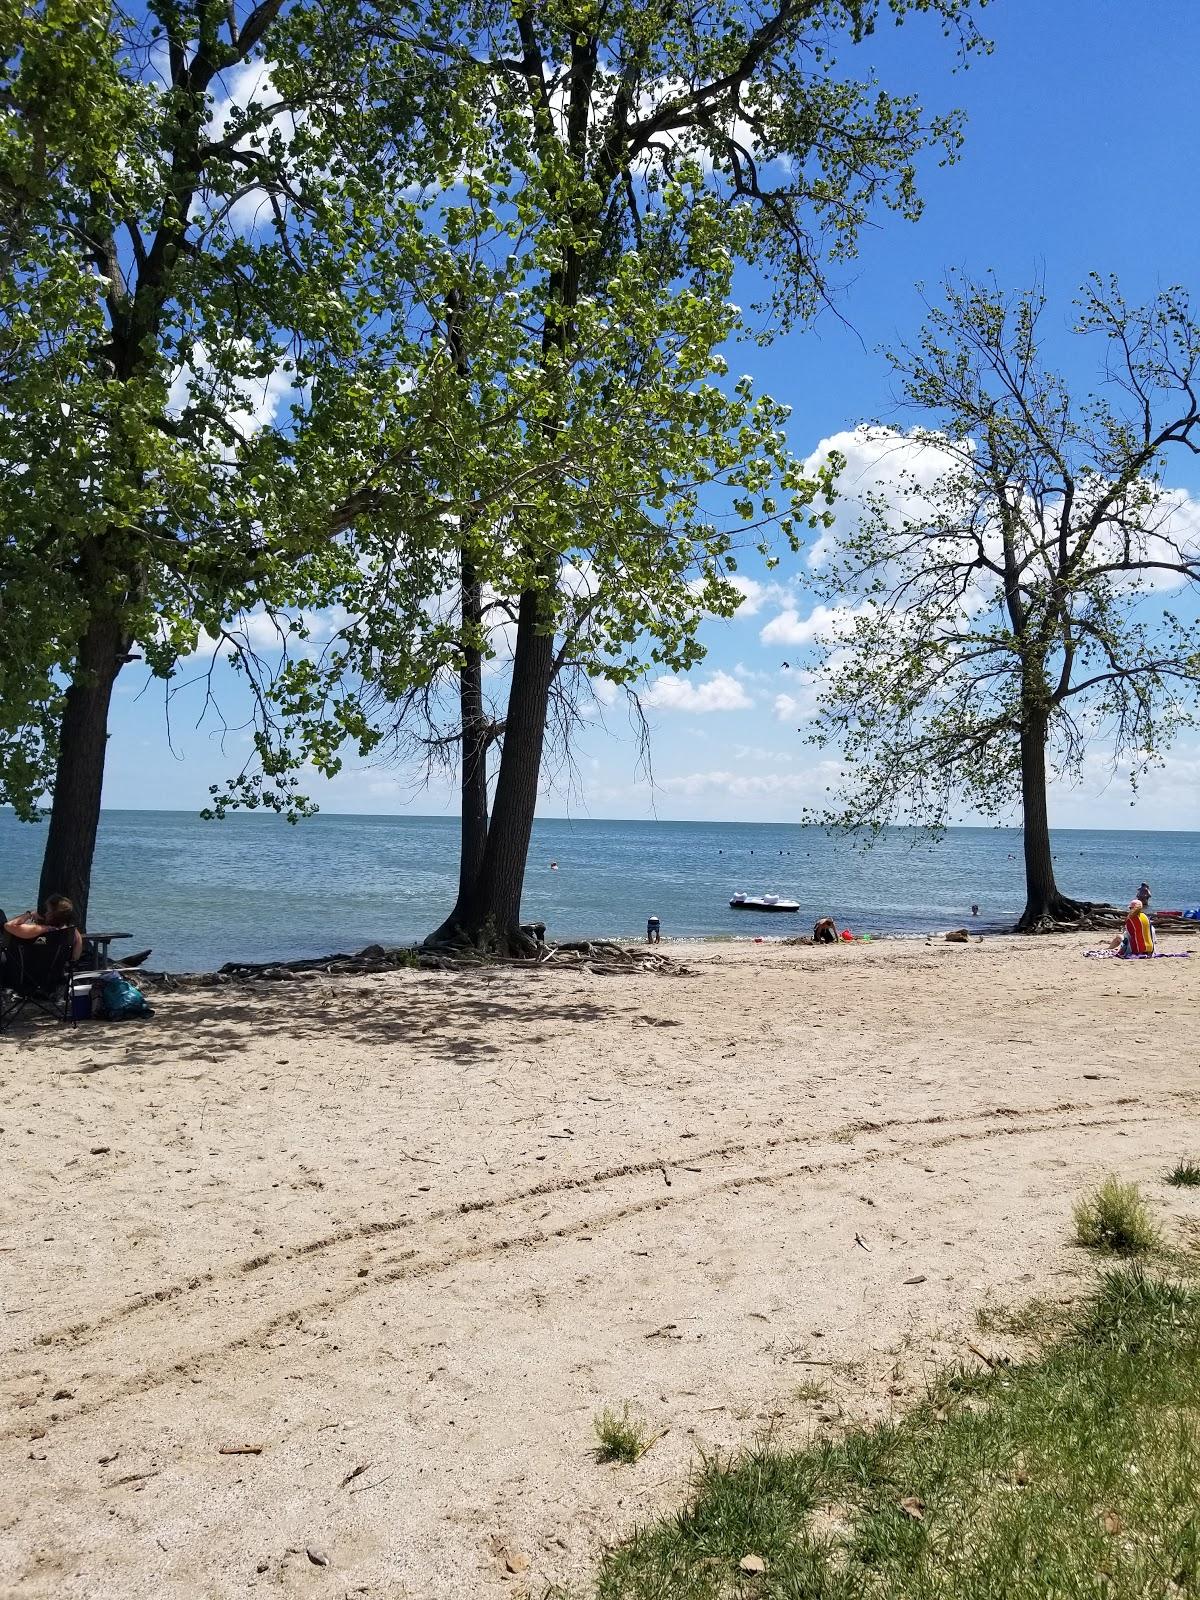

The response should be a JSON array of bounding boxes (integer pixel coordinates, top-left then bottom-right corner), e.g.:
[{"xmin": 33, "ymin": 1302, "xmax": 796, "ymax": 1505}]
[{"xmin": 105, "ymin": 0, "xmax": 1200, "ymax": 829}]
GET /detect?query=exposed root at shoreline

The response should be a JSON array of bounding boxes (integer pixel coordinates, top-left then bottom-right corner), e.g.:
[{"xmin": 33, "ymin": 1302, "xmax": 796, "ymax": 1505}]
[
  {"xmin": 1018, "ymin": 904, "xmax": 1196, "ymax": 936},
  {"xmin": 140, "ymin": 939, "xmax": 687, "ymax": 989}
]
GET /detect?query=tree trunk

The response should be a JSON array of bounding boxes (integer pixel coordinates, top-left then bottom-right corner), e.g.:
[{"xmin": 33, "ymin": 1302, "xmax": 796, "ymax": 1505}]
[
  {"xmin": 433, "ymin": 584, "xmax": 553, "ymax": 952},
  {"xmin": 427, "ymin": 558, "xmax": 492, "ymax": 946},
  {"xmin": 38, "ymin": 613, "xmax": 128, "ymax": 927},
  {"xmin": 1015, "ymin": 709, "xmax": 1090, "ymax": 931}
]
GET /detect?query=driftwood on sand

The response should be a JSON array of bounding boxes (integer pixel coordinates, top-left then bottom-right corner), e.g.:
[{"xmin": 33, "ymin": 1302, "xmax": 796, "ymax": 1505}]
[{"xmin": 140, "ymin": 941, "xmax": 687, "ymax": 990}]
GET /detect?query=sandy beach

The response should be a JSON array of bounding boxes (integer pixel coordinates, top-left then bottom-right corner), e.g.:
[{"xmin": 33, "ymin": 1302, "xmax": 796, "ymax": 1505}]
[{"xmin": 1, "ymin": 931, "xmax": 1198, "ymax": 1598}]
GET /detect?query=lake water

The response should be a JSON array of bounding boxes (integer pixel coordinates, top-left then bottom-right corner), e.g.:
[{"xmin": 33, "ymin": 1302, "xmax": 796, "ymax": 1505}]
[{"xmin": 1, "ymin": 810, "xmax": 1197, "ymax": 973}]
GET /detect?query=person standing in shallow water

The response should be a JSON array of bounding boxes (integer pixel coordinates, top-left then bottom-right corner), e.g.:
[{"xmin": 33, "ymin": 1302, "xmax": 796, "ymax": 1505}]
[{"xmin": 1137, "ymin": 881, "xmax": 1151, "ymax": 909}]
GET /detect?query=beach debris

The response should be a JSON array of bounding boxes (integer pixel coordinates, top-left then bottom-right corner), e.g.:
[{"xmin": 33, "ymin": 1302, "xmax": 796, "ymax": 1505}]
[
  {"xmin": 108, "ymin": 1469, "xmax": 160, "ymax": 1486},
  {"xmin": 340, "ymin": 1463, "xmax": 370, "ymax": 1488},
  {"xmin": 98, "ymin": 1452, "xmax": 118, "ymax": 1464},
  {"xmin": 349, "ymin": 1472, "xmax": 394, "ymax": 1495},
  {"xmin": 898, "ymin": 1496, "xmax": 926, "ymax": 1521},
  {"xmin": 661, "ymin": 1166, "xmax": 672, "ymax": 1187},
  {"xmin": 644, "ymin": 1324, "xmax": 681, "ymax": 1340},
  {"xmin": 966, "ymin": 1342, "xmax": 999, "ymax": 1370},
  {"xmin": 854, "ymin": 1233, "xmax": 871, "ymax": 1251},
  {"xmin": 738, "ymin": 1553, "xmax": 767, "ymax": 1575},
  {"xmin": 306, "ymin": 1546, "xmax": 330, "ymax": 1567},
  {"xmin": 218, "ymin": 1444, "xmax": 263, "ymax": 1456},
  {"xmin": 903, "ymin": 1275, "xmax": 927, "ymax": 1286},
  {"xmin": 89, "ymin": 1146, "xmax": 110, "ymax": 1155},
  {"xmin": 51, "ymin": 1388, "xmax": 74, "ymax": 1401},
  {"xmin": 489, "ymin": 1536, "xmax": 530, "ymax": 1575},
  {"xmin": 944, "ymin": 929, "xmax": 969, "ymax": 943}
]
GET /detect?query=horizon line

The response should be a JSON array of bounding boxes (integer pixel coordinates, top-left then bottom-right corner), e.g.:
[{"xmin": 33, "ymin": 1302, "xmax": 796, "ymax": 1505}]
[{"xmin": 3, "ymin": 805, "xmax": 1197, "ymax": 836}]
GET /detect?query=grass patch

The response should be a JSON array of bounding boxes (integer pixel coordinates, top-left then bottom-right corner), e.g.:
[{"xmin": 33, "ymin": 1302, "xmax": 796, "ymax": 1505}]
[
  {"xmin": 594, "ymin": 1406, "xmax": 655, "ymax": 1465},
  {"xmin": 594, "ymin": 1265, "xmax": 1200, "ymax": 1599},
  {"xmin": 1167, "ymin": 1158, "xmax": 1200, "ymax": 1189},
  {"xmin": 974, "ymin": 1295, "xmax": 1073, "ymax": 1343},
  {"xmin": 1073, "ymin": 1175, "xmax": 1162, "ymax": 1255},
  {"xmin": 793, "ymin": 1379, "xmax": 832, "ymax": 1404}
]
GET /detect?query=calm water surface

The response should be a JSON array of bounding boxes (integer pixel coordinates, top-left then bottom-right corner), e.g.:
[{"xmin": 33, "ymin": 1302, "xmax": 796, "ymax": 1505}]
[{"xmin": 1, "ymin": 811, "xmax": 1197, "ymax": 972}]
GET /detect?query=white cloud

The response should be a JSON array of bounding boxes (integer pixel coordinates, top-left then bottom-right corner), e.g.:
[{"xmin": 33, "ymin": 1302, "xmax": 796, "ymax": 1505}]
[
  {"xmin": 167, "ymin": 340, "xmax": 293, "ymax": 441},
  {"xmin": 759, "ymin": 601, "xmax": 873, "ymax": 648},
  {"xmin": 203, "ymin": 59, "xmax": 302, "ymax": 232},
  {"xmin": 685, "ymin": 573, "xmax": 788, "ymax": 619},
  {"xmin": 801, "ymin": 426, "xmax": 968, "ymax": 571},
  {"xmin": 644, "ymin": 670, "xmax": 753, "ymax": 713},
  {"xmin": 651, "ymin": 760, "xmax": 842, "ymax": 801},
  {"xmin": 800, "ymin": 426, "xmax": 1200, "ymax": 602},
  {"xmin": 726, "ymin": 575, "xmax": 767, "ymax": 615}
]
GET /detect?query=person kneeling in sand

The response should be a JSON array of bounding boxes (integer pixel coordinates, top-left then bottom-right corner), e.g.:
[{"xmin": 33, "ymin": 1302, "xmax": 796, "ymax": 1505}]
[
  {"xmin": 1110, "ymin": 899, "xmax": 1154, "ymax": 958},
  {"xmin": 813, "ymin": 916, "xmax": 839, "ymax": 944}
]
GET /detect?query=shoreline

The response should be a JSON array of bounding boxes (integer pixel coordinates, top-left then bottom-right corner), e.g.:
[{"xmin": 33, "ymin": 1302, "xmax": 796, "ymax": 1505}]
[
  {"xmin": 132, "ymin": 927, "xmax": 1022, "ymax": 981},
  {"xmin": 134, "ymin": 909, "xmax": 1195, "ymax": 979}
]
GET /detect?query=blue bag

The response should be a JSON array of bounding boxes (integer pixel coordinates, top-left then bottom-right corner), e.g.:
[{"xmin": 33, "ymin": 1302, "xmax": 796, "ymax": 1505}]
[{"xmin": 98, "ymin": 971, "xmax": 154, "ymax": 1021}]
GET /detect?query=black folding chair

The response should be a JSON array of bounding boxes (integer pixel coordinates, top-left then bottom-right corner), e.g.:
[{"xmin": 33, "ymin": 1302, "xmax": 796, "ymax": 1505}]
[{"xmin": 0, "ymin": 926, "xmax": 78, "ymax": 1030}]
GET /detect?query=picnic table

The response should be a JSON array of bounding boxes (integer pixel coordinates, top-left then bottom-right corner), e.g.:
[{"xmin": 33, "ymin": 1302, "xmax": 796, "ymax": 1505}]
[{"xmin": 88, "ymin": 930, "xmax": 131, "ymax": 967}]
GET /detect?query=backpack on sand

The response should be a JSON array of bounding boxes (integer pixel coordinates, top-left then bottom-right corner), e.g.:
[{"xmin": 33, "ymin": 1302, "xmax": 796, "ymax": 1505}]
[{"xmin": 98, "ymin": 971, "xmax": 154, "ymax": 1021}]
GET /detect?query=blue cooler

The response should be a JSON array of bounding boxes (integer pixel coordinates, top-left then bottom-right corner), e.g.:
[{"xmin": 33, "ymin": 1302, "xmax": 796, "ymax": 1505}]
[{"xmin": 69, "ymin": 979, "xmax": 95, "ymax": 1021}]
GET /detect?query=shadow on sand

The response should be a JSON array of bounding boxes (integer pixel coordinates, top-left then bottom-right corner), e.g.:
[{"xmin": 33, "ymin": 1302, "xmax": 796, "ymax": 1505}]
[{"xmin": 3, "ymin": 970, "xmax": 628, "ymax": 1071}]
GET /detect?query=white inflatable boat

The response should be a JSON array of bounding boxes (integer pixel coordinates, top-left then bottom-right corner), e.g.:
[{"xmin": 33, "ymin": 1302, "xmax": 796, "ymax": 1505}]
[{"xmin": 729, "ymin": 893, "xmax": 800, "ymax": 913}]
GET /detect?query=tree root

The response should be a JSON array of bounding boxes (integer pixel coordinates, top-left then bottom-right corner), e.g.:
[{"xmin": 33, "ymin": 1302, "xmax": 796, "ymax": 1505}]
[
  {"xmin": 1016, "ymin": 900, "xmax": 1124, "ymax": 934},
  {"xmin": 142, "ymin": 938, "xmax": 687, "ymax": 987}
]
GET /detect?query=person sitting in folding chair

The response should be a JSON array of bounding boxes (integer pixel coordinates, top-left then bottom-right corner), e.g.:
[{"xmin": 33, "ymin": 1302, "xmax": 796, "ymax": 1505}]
[{"xmin": 1, "ymin": 896, "xmax": 85, "ymax": 1027}]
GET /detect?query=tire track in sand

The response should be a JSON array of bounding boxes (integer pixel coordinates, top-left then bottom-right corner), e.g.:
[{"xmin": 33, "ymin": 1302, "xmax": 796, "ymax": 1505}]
[
  {"xmin": 2, "ymin": 1097, "xmax": 1187, "ymax": 1441},
  {"xmin": 8, "ymin": 1094, "xmax": 1188, "ymax": 1369},
  {"xmin": 8, "ymin": 1092, "xmax": 1168, "ymax": 1360}
]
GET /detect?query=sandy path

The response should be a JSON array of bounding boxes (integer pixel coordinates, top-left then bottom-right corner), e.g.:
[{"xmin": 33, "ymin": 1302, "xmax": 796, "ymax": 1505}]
[{"xmin": 1, "ymin": 933, "xmax": 1198, "ymax": 1598}]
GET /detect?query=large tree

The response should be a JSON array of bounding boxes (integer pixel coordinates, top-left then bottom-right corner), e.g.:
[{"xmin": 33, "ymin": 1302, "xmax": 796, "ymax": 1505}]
[
  {"xmin": 254, "ymin": 0, "xmax": 989, "ymax": 952},
  {"xmin": 804, "ymin": 274, "xmax": 1200, "ymax": 930},
  {"xmin": 0, "ymin": 0, "xmax": 441, "ymax": 919}
]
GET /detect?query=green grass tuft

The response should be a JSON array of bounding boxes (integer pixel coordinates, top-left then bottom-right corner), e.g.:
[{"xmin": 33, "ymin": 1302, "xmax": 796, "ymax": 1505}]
[
  {"xmin": 1073, "ymin": 1175, "xmax": 1162, "ymax": 1255},
  {"xmin": 593, "ymin": 1406, "xmax": 653, "ymax": 1465},
  {"xmin": 974, "ymin": 1295, "xmax": 1072, "ymax": 1342},
  {"xmin": 793, "ymin": 1378, "xmax": 832, "ymax": 1403},
  {"xmin": 594, "ymin": 1267, "xmax": 1200, "ymax": 1600},
  {"xmin": 1167, "ymin": 1158, "xmax": 1200, "ymax": 1188}
]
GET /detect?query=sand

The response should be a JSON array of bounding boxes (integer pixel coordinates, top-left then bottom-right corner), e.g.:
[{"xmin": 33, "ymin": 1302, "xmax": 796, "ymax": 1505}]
[{"xmin": 2, "ymin": 931, "xmax": 1198, "ymax": 1598}]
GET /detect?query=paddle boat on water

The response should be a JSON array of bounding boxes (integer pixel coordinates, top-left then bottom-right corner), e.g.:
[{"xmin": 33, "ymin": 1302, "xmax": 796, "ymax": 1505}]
[{"xmin": 729, "ymin": 893, "xmax": 800, "ymax": 913}]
